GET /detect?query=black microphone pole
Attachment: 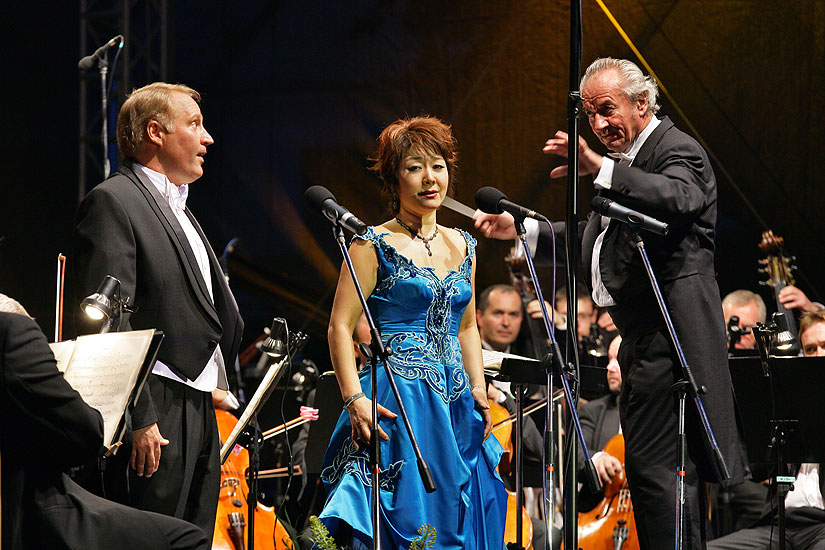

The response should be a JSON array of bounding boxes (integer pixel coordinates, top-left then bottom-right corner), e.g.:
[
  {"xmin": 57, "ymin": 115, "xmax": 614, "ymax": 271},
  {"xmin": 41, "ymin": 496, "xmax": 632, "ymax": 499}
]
[
  {"xmin": 79, "ymin": 35, "xmax": 123, "ymax": 179},
  {"xmin": 562, "ymin": 1, "xmax": 584, "ymax": 548},
  {"xmin": 328, "ymin": 222, "xmax": 436, "ymax": 550}
]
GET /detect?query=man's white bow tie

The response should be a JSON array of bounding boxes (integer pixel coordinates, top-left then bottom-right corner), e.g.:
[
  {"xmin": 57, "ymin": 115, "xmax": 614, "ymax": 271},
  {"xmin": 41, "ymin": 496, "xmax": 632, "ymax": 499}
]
[{"xmin": 607, "ymin": 151, "xmax": 634, "ymax": 164}]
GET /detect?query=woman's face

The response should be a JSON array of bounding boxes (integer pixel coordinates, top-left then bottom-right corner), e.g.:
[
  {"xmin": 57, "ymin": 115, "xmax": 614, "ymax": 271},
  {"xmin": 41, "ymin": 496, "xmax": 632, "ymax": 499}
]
[{"xmin": 395, "ymin": 148, "xmax": 449, "ymax": 217}]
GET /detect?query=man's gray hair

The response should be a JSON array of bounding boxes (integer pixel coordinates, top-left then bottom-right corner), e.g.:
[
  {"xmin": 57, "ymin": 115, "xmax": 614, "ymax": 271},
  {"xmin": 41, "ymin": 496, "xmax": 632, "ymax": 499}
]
[
  {"xmin": 581, "ymin": 57, "xmax": 661, "ymax": 115},
  {"xmin": 0, "ymin": 293, "xmax": 30, "ymax": 316},
  {"xmin": 722, "ymin": 289, "xmax": 767, "ymax": 324}
]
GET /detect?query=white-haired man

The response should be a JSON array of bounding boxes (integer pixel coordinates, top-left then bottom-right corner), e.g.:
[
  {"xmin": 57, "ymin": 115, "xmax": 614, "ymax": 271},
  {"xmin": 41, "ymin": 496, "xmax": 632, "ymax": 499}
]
[{"xmin": 475, "ymin": 57, "xmax": 745, "ymax": 550}]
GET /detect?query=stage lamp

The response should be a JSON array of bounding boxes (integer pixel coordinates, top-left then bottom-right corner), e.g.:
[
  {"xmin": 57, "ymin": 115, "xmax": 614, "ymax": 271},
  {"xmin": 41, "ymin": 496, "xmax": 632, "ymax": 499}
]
[
  {"xmin": 81, "ymin": 275, "xmax": 134, "ymax": 333},
  {"xmin": 772, "ymin": 312, "xmax": 796, "ymax": 351},
  {"xmin": 261, "ymin": 317, "xmax": 288, "ymax": 358}
]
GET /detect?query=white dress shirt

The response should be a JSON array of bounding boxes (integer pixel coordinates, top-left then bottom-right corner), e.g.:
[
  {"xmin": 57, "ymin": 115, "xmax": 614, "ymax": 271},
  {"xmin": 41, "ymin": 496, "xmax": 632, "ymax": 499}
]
[
  {"xmin": 588, "ymin": 116, "xmax": 661, "ymax": 307},
  {"xmin": 785, "ymin": 463, "xmax": 825, "ymax": 509},
  {"xmin": 137, "ymin": 163, "xmax": 224, "ymax": 392}
]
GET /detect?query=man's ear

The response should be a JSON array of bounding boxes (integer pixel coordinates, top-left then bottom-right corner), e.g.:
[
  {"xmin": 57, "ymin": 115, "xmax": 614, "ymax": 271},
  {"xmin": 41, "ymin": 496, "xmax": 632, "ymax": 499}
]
[{"xmin": 146, "ymin": 120, "xmax": 164, "ymax": 147}]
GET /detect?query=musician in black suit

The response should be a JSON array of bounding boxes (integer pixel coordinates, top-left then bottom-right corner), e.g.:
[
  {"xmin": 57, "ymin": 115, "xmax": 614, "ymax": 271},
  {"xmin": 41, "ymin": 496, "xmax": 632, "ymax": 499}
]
[
  {"xmin": 577, "ymin": 335, "xmax": 622, "ymax": 512},
  {"xmin": 708, "ymin": 310, "xmax": 825, "ymax": 549},
  {"xmin": 72, "ymin": 83, "xmax": 244, "ymax": 540},
  {"xmin": 475, "ymin": 57, "xmax": 745, "ymax": 549},
  {"xmin": 0, "ymin": 295, "xmax": 208, "ymax": 550}
]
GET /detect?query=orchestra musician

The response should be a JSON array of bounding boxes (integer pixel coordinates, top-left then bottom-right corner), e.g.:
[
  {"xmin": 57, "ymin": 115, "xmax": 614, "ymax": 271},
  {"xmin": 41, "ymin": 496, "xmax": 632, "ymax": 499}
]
[
  {"xmin": 474, "ymin": 57, "xmax": 746, "ymax": 549},
  {"xmin": 577, "ymin": 334, "xmax": 623, "ymax": 512},
  {"xmin": 0, "ymin": 294, "xmax": 209, "ymax": 550},
  {"xmin": 318, "ymin": 116, "xmax": 507, "ymax": 548},
  {"xmin": 722, "ymin": 290, "xmax": 766, "ymax": 351},
  {"xmin": 72, "ymin": 82, "xmax": 244, "ymax": 542},
  {"xmin": 475, "ymin": 283, "xmax": 550, "ymax": 549},
  {"xmin": 708, "ymin": 309, "xmax": 825, "ymax": 549}
]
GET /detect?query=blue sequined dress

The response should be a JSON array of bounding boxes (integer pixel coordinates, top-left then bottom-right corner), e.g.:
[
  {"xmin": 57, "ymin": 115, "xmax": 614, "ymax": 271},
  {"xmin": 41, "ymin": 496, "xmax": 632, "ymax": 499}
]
[{"xmin": 318, "ymin": 227, "xmax": 507, "ymax": 549}]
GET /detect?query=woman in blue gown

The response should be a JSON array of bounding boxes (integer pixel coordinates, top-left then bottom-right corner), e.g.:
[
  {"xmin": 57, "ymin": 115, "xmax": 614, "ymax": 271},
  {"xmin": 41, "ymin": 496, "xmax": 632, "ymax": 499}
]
[{"xmin": 318, "ymin": 116, "xmax": 507, "ymax": 549}]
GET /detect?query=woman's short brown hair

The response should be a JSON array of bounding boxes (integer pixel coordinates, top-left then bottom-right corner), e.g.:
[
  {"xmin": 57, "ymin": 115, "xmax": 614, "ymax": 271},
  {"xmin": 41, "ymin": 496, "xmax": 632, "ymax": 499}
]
[
  {"xmin": 116, "ymin": 82, "xmax": 201, "ymax": 160},
  {"xmin": 368, "ymin": 116, "xmax": 458, "ymax": 214}
]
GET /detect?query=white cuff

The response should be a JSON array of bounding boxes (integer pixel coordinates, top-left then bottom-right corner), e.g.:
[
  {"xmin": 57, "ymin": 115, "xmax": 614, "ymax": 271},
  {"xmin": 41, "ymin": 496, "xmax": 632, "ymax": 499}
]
[{"xmin": 593, "ymin": 157, "xmax": 615, "ymax": 189}]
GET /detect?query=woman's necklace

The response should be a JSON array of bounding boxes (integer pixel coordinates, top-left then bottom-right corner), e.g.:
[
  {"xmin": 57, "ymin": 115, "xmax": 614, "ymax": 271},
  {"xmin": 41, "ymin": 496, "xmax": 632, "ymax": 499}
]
[{"xmin": 395, "ymin": 217, "xmax": 439, "ymax": 257}]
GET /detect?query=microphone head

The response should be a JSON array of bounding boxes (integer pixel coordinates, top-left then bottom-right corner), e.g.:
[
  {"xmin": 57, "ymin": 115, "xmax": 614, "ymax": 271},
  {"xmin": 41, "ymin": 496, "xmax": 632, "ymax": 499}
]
[
  {"xmin": 475, "ymin": 186, "xmax": 507, "ymax": 214},
  {"xmin": 304, "ymin": 185, "xmax": 335, "ymax": 212},
  {"xmin": 591, "ymin": 196, "xmax": 611, "ymax": 215}
]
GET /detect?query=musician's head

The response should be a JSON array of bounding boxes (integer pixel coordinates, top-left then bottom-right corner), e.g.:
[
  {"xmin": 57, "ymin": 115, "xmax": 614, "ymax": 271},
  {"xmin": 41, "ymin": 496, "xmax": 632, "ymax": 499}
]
[
  {"xmin": 606, "ymin": 335, "xmax": 623, "ymax": 394},
  {"xmin": 799, "ymin": 309, "xmax": 825, "ymax": 357},
  {"xmin": 369, "ymin": 116, "xmax": 457, "ymax": 216},
  {"xmin": 476, "ymin": 284, "xmax": 523, "ymax": 352},
  {"xmin": 722, "ymin": 289, "xmax": 766, "ymax": 350},
  {"xmin": 580, "ymin": 58, "xmax": 659, "ymax": 153},
  {"xmin": 117, "ymin": 82, "xmax": 213, "ymax": 185},
  {"xmin": 554, "ymin": 284, "xmax": 597, "ymax": 341},
  {"xmin": 0, "ymin": 293, "xmax": 30, "ymax": 317}
]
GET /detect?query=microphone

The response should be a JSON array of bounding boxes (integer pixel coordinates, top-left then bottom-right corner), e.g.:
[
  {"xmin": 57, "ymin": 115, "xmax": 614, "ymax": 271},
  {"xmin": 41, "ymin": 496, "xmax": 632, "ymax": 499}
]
[
  {"xmin": 475, "ymin": 186, "xmax": 548, "ymax": 222},
  {"xmin": 78, "ymin": 35, "xmax": 124, "ymax": 71},
  {"xmin": 304, "ymin": 185, "xmax": 368, "ymax": 236},
  {"xmin": 591, "ymin": 196, "xmax": 669, "ymax": 236}
]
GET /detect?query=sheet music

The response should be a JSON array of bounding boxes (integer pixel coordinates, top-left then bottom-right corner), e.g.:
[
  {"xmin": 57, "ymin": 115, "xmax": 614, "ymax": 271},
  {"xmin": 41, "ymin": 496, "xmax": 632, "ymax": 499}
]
[
  {"xmin": 52, "ymin": 330, "xmax": 155, "ymax": 446},
  {"xmin": 50, "ymin": 340, "xmax": 76, "ymax": 373}
]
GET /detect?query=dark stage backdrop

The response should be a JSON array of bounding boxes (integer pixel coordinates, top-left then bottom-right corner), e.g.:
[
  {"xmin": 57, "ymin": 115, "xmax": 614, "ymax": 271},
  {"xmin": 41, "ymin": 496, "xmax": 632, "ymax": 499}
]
[{"xmin": 1, "ymin": 1, "xmax": 823, "ymax": 368}]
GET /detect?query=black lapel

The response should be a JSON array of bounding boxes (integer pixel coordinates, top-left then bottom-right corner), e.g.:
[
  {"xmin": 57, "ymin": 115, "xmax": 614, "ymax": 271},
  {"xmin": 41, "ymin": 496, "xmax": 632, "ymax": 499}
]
[
  {"xmin": 185, "ymin": 209, "xmax": 241, "ymax": 321},
  {"xmin": 630, "ymin": 116, "xmax": 674, "ymax": 172},
  {"xmin": 120, "ymin": 161, "xmax": 220, "ymax": 326}
]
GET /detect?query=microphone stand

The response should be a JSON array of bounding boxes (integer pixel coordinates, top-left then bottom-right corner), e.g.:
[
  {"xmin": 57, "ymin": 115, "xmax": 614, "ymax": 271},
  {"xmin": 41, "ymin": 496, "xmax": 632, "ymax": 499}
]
[
  {"xmin": 96, "ymin": 55, "xmax": 111, "ymax": 179},
  {"xmin": 563, "ymin": 0, "xmax": 584, "ymax": 547},
  {"xmin": 331, "ymin": 224, "xmax": 436, "ymax": 550},
  {"xmin": 512, "ymin": 217, "xmax": 601, "ymax": 550},
  {"xmin": 628, "ymin": 230, "xmax": 731, "ymax": 550}
]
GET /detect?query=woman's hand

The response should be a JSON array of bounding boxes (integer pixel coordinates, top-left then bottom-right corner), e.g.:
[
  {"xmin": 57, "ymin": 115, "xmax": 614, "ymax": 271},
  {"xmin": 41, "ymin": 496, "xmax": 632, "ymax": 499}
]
[
  {"xmin": 346, "ymin": 396, "xmax": 397, "ymax": 449},
  {"xmin": 471, "ymin": 385, "xmax": 492, "ymax": 441}
]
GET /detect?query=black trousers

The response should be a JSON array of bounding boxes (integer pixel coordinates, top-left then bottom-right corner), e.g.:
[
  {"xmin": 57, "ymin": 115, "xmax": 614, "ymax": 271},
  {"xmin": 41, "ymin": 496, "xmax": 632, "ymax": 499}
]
[
  {"xmin": 619, "ymin": 328, "xmax": 708, "ymax": 550},
  {"xmin": 129, "ymin": 375, "xmax": 220, "ymax": 543},
  {"xmin": 708, "ymin": 508, "xmax": 825, "ymax": 550}
]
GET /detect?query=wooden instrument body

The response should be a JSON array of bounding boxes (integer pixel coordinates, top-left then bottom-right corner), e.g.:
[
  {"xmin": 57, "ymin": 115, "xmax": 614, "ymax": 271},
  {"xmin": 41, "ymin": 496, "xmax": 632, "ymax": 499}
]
[
  {"xmin": 212, "ymin": 408, "xmax": 293, "ymax": 550},
  {"xmin": 490, "ymin": 398, "xmax": 534, "ymax": 549},
  {"xmin": 575, "ymin": 434, "xmax": 638, "ymax": 550}
]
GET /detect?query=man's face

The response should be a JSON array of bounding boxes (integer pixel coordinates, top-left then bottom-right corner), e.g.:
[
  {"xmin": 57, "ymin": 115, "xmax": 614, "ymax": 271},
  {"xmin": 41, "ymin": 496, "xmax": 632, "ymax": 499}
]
[
  {"xmin": 476, "ymin": 289, "xmax": 524, "ymax": 352},
  {"xmin": 723, "ymin": 301, "xmax": 761, "ymax": 350},
  {"xmin": 801, "ymin": 322, "xmax": 825, "ymax": 357},
  {"xmin": 606, "ymin": 335, "xmax": 623, "ymax": 394},
  {"xmin": 155, "ymin": 91, "xmax": 214, "ymax": 185},
  {"xmin": 581, "ymin": 68, "xmax": 649, "ymax": 153},
  {"xmin": 555, "ymin": 296, "xmax": 597, "ymax": 341}
]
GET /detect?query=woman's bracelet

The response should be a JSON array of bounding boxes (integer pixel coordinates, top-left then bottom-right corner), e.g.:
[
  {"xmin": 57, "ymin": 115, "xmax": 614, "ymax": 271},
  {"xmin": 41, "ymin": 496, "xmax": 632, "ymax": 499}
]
[
  {"xmin": 343, "ymin": 391, "xmax": 366, "ymax": 410},
  {"xmin": 470, "ymin": 383, "xmax": 485, "ymax": 392}
]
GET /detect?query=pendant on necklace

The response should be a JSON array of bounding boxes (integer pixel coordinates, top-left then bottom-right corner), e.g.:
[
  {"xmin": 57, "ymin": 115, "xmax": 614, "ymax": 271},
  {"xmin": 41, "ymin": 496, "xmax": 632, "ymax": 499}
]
[{"xmin": 395, "ymin": 217, "xmax": 438, "ymax": 257}]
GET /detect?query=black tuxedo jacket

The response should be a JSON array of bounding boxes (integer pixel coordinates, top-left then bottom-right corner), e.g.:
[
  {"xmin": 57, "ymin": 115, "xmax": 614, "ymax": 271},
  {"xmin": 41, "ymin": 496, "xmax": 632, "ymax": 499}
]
[
  {"xmin": 72, "ymin": 160, "xmax": 244, "ymax": 428},
  {"xmin": 537, "ymin": 117, "xmax": 745, "ymax": 485},
  {"xmin": 0, "ymin": 312, "xmax": 103, "ymax": 550},
  {"xmin": 577, "ymin": 393, "xmax": 621, "ymax": 511}
]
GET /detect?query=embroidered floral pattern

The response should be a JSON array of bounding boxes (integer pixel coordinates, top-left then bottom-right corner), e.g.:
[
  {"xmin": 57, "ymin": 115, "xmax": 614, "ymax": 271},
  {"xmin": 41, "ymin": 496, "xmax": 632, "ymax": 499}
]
[
  {"xmin": 355, "ymin": 228, "xmax": 475, "ymax": 403},
  {"xmin": 321, "ymin": 438, "xmax": 404, "ymax": 493}
]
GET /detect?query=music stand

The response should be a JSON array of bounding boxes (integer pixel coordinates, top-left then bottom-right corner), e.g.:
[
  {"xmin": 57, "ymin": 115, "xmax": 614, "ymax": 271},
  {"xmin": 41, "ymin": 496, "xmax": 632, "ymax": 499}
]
[
  {"xmin": 729, "ymin": 356, "xmax": 825, "ymax": 549},
  {"xmin": 304, "ymin": 371, "xmax": 345, "ymax": 476}
]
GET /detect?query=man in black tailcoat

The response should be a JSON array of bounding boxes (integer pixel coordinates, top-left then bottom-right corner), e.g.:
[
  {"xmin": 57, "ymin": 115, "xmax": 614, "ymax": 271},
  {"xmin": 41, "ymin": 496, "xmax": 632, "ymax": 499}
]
[
  {"xmin": 72, "ymin": 82, "xmax": 243, "ymax": 541},
  {"xmin": 475, "ymin": 57, "xmax": 745, "ymax": 550},
  {"xmin": 0, "ymin": 294, "xmax": 208, "ymax": 550}
]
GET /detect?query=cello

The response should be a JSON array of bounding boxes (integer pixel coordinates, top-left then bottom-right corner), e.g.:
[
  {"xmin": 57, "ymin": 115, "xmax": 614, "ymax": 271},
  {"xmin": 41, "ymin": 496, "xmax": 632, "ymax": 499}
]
[
  {"xmin": 575, "ymin": 433, "xmax": 638, "ymax": 550},
  {"xmin": 213, "ymin": 407, "xmax": 294, "ymax": 550}
]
